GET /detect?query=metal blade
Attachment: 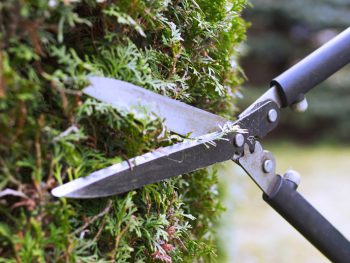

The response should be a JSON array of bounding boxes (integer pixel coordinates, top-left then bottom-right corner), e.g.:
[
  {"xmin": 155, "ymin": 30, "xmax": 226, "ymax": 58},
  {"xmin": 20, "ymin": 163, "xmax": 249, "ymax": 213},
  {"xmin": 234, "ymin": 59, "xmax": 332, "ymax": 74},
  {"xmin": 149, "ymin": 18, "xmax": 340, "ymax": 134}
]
[
  {"xmin": 51, "ymin": 132, "xmax": 236, "ymax": 198},
  {"xmin": 84, "ymin": 76, "xmax": 228, "ymax": 137}
]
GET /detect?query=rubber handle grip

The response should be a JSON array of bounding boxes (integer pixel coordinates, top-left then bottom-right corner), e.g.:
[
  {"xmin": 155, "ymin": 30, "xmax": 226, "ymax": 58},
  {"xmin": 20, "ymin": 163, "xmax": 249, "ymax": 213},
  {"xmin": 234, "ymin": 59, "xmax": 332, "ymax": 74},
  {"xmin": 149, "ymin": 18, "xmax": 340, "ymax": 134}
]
[
  {"xmin": 271, "ymin": 27, "xmax": 350, "ymax": 107},
  {"xmin": 263, "ymin": 177, "xmax": 350, "ymax": 262}
]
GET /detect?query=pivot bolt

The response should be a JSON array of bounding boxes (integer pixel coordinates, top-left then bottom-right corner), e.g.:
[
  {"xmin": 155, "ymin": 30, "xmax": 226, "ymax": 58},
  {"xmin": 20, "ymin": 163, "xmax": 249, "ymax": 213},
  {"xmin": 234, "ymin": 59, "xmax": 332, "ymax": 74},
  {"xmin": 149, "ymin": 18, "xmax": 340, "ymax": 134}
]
[
  {"xmin": 267, "ymin": 109, "xmax": 278, "ymax": 123},
  {"xmin": 234, "ymin": 134, "xmax": 245, "ymax": 147},
  {"xmin": 263, "ymin": 159, "xmax": 273, "ymax": 173},
  {"xmin": 283, "ymin": 170, "xmax": 301, "ymax": 186}
]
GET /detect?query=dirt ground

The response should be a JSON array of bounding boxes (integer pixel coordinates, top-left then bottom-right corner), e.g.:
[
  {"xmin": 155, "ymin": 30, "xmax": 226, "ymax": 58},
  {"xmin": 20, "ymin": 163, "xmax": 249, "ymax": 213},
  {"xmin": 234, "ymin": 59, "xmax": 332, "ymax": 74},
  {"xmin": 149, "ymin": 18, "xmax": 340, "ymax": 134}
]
[{"xmin": 217, "ymin": 143, "xmax": 350, "ymax": 263}]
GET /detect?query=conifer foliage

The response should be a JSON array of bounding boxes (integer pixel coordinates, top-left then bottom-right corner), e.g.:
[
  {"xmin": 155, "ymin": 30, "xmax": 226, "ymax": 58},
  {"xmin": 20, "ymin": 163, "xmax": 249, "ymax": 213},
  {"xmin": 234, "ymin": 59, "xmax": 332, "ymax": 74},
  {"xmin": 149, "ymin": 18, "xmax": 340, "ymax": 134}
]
[{"xmin": 0, "ymin": 0, "xmax": 246, "ymax": 261}]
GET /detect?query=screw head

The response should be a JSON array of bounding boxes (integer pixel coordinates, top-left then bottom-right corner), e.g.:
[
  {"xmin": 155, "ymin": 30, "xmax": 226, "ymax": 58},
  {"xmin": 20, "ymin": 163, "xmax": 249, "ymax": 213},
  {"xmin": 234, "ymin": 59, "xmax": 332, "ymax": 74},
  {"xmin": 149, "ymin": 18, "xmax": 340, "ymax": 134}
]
[
  {"xmin": 234, "ymin": 134, "xmax": 244, "ymax": 147},
  {"xmin": 263, "ymin": 159, "xmax": 273, "ymax": 173},
  {"xmin": 267, "ymin": 109, "xmax": 278, "ymax": 123}
]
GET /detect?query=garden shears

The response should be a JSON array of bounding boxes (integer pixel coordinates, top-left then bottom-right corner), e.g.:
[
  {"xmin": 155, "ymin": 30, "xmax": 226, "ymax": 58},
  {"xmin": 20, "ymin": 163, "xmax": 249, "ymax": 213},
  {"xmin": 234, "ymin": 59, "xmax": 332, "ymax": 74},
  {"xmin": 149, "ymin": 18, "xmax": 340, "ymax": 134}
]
[{"xmin": 53, "ymin": 28, "xmax": 350, "ymax": 261}]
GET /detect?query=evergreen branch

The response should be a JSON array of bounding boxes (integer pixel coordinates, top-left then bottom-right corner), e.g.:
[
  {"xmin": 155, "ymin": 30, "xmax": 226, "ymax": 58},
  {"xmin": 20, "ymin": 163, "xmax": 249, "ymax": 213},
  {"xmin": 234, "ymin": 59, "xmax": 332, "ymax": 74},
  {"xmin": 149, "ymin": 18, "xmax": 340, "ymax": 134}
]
[{"xmin": 73, "ymin": 200, "xmax": 113, "ymax": 236}]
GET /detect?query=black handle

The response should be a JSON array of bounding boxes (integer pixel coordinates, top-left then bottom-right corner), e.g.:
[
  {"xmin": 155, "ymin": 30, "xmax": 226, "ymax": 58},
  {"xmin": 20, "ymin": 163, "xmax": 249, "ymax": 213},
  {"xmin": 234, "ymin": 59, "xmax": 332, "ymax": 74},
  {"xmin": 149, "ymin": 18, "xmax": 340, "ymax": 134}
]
[
  {"xmin": 263, "ymin": 176, "xmax": 350, "ymax": 262},
  {"xmin": 271, "ymin": 27, "xmax": 350, "ymax": 107}
]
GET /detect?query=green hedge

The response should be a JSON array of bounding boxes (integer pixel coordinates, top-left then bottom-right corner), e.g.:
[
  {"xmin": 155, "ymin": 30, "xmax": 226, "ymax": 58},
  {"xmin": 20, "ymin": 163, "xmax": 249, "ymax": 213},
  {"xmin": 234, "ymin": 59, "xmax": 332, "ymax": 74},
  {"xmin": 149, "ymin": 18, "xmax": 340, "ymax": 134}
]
[{"xmin": 0, "ymin": 1, "xmax": 246, "ymax": 262}]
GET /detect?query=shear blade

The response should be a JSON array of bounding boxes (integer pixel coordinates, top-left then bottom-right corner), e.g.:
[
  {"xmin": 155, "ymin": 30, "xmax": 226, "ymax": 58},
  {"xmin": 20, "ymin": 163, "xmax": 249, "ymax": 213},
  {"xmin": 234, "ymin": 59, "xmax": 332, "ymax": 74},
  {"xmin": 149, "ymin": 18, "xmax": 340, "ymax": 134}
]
[
  {"xmin": 52, "ymin": 132, "xmax": 237, "ymax": 198},
  {"xmin": 84, "ymin": 76, "xmax": 228, "ymax": 137}
]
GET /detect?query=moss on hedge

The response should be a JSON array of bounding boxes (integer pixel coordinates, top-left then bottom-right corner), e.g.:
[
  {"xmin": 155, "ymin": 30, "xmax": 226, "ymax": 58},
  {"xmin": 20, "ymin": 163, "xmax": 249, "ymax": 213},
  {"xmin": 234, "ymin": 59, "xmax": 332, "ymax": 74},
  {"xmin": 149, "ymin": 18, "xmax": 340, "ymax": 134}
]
[{"xmin": 0, "ymin": 0, "xmax": 246, "ymax": 262}]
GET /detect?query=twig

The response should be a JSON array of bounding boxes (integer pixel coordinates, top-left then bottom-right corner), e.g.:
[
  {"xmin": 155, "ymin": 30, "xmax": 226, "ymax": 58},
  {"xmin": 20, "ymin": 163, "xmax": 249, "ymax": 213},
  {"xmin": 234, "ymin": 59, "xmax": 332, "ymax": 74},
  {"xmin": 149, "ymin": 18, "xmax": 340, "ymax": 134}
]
[
  {"xmin": 0, "ymin": 49, "xmax": 5, "ymax": 97},
  {"xmin": 55, "ymin": 86, "xmax": 83, "ymax": 96},
  {"xmin": 93, "ymin": 217, "xmax": 107, "ymax": 242},
  {"xmin": 0, "ymin": 158, "xmax": 22, "ymax": 187},
  {"xmin": 53, "ymin": 125, "xmax": 79, "ymax": 142},
  {"xmin": 111, "ymin": 225, "xmax": 130, "ymax": 259},
  {"xmin": 0, "ymin": 188, "xmax": 28, "ymax": 199},
  {"xmin": 73, "ymin": 200, "xmax": 113, "ymax": 235},
  {"xmin": 114, "ymin": 225, "xmax": 129, "ymax": 250}
]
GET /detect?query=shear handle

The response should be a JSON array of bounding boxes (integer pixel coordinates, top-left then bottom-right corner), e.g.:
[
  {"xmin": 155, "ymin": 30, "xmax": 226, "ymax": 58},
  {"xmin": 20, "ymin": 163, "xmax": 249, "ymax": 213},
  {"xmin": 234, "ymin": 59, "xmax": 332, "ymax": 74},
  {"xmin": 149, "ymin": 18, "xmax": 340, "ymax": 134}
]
[
  {"xmin": 263, "ymin": 176, "xmax": 350, "ymax": 262},
  {"xmin": 271, "ymin": 27, "xmax": 350, "ymax": 107}
]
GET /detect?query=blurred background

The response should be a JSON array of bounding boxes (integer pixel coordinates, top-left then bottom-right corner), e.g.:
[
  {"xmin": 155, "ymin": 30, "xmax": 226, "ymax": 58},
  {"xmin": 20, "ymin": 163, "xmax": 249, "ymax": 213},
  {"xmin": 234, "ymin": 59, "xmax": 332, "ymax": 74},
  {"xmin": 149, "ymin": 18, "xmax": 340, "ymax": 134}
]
[
  {"xmin": 240, "ymin": 0, "xmax": 350, "ymax": 142},
  {"xmin": 218, "ymin": 0, "xmax": 350, "ymax": 262}
]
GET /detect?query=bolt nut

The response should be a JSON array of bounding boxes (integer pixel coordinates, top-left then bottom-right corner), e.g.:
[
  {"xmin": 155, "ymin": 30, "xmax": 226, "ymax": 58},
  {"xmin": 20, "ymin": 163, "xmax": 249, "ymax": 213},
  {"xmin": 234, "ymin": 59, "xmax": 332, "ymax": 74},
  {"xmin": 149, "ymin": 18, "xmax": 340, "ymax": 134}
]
[
  {"xmin": 267, "ymin": 109, "xmax": 278, "ymax": 123},
  {"xmin": 234, "ymin": 134, "xmax": 245, "ymax": 147},
  {"xmin": 263, "ymin": 159, "xmax": 273, "ymax": 173},
  {"xmin": 283, "ymin": 170, "xmax": 301, "ymax": 186}
]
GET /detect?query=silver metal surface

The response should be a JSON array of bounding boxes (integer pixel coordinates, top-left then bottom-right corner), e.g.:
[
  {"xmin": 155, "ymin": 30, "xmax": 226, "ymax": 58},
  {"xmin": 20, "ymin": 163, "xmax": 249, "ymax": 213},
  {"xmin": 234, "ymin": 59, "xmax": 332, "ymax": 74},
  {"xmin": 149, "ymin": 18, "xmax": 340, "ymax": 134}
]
[
  {"xmin": 234, "ymin": 142, "xmax": 279, "ymax": 196},
  {"xmin": 283, "ymin": 170, "xmax": 301, "ymax": 186},
  {"xmin": 290, "ymin": 97, "xmax": 308, "ymax": 112},
  {"xmin": 263, "ymin": 159, "xmax": 273, "ymax": 173},
  {"xmin": 52, "ymin": 131, "xmax": 237, "ymax": 198},
  {"xmin": 267, "ymin": 109, "xmax": 278, "ymax": 123},
  {"xmin": 239, "ymin": 86, "xmax": 282, "ymax": 118},
  {"xmin": 84, "ymin": 76, "xmax": 228, "ymax": 137},
  {"xmin": 234, "ymin": 134, "xmax": 245, "ymax": 147}
]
